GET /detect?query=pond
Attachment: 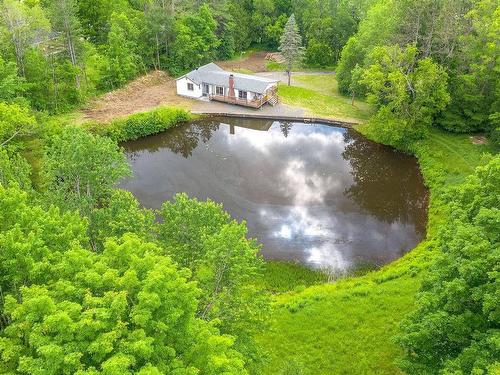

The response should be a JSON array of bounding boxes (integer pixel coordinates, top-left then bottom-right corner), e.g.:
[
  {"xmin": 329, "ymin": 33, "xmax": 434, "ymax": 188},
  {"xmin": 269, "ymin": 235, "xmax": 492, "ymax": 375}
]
[{"xmin": 120, "ymin": 117, "xmax": 428, "ymax": 271}]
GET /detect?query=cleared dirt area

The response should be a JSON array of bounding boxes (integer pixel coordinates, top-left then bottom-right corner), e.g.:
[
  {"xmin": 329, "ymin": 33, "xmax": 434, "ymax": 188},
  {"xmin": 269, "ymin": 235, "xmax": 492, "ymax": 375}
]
[
  {"xmin": 217, "ymin": 51, "xmax": 272, "ymax": 73},
  {"xmin": 81, "ymin": 71, "xmax": 194, "ymax": 123}
]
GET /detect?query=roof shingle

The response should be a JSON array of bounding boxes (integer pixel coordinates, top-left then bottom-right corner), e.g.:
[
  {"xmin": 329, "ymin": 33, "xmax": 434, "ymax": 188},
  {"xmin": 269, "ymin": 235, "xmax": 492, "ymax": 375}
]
[{"xmin": 180, "ymin": 63, "xmax": 278, "ymax": 94}]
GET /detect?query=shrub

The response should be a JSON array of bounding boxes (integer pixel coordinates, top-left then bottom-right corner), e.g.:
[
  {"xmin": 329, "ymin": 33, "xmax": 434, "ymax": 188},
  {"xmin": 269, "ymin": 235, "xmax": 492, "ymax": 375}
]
[{"xmin": 93, "ymin": 107, "xmax": 192, "ymax": 142}]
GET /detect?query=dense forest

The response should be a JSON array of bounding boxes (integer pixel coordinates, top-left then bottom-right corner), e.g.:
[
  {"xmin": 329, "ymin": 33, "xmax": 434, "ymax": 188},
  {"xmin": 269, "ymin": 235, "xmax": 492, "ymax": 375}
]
[
  {"xmin": 0, "ymin": 0, "xmax": 368, "ymax": 113},
  {"xmin": 0, "ymin": 0, "xmax": 499, "ymax": 374}
]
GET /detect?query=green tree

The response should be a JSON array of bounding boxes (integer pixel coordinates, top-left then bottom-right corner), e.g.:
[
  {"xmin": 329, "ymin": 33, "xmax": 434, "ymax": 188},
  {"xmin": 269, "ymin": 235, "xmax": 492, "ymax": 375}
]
[
  {"xmin": 279, "ymin": 14, "xmax": 303, "ymax": 85},
  {"xmin": 0, "ymin": 185, "xmax": 87, "ymax": 299},
  {"xmin": 0, "ymin": 102, "xmax": 36, "ymax": 147},
  {"xmin": 336, "ymin": 0, "xmax": 398, "ymax": 94},
  {"xmin": 0, "ymin": 148, "xmax": 31, "ymax": 190},
  {"xmin": 89, "ymin": 189, "xmax": 155, "ymax": 251},
  {"xmin": 157, "ymin": 193, "xmax": 231, "ymax": 270},
  {"xmin": 156, "ymin": 194, "xmax": 269, "ymax": 367},
  {"xmin": 43, "ymin": 126, "xmax": 130, "ymax": 219},
  {"xmin": 102, "ymin": 12, "xmax": 140, "ymax": 89},
  {"xmin": 305, "ymin": 39, "xmax": 333, "ymax": 68},
  {"xmin": 0, "ymin": 234, "xmax": 247, "ymax": 374},
  {"xmin": 264, "ymin": 13, "xmax": 287, "ymax": 49},
  {"xmin": 0, "ymin": 55, "xmax": 24, "ymax": 101},
  {"xmin": 361, "ymin": 45, "xmax": 450, "ymax": 149},
  {"xmin": 0, "ymin": 0, "xmax": 50, "ymax": 76},
  {"xmin": 47, "ymin": 0, "xmax": 84, "ymax": 89},
  {"xmin": 436, "ymin": 0, "xmax": 500, "ymax": 133},
  {"xmin": 251, "ymin": 0, "xmax": 275, "ymax": 46},
  {"xmin": 169, "ymin": 4, "xmax": 219, "ymax": 75},
  {"xmin": 142, "ymin": 1, "xmax": 175, "ymax": 70},
  {"xmin": 76, "ymin": 0, "xmax": 130, "ymax": 44},
  {"xmin": 397, "ymin": 155, "xmax": 500, "ymax": 374}
]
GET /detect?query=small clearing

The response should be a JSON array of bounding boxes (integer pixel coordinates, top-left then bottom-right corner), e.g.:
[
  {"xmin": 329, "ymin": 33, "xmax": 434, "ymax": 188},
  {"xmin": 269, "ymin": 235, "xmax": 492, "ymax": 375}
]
[
  {"xmin": 217, "ymin": 51, "xmax": 271, "ymax": 73},
  {"xmin": 81, "ymin": 71, "xmax": 193, "ymax": 123}
]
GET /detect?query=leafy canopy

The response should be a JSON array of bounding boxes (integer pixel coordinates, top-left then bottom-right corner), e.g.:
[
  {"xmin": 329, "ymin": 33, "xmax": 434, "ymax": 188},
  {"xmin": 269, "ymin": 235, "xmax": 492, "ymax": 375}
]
[
  {"xmin": 397, "ymin": 155, "xmax": 500, "ymax": 374},
  {"xmin": 361, "ymin": 45, "xmax": 449, "ymax": 149}
]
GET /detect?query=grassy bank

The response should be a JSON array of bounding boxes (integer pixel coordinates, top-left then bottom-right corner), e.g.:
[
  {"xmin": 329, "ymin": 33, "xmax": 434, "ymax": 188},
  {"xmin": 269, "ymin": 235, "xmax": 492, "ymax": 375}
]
[
  {"xmin": 278, "ymin": 74, "xmax": 373, "ymax": 123},
  {"xmin": 257, "ymin": 127, "xmax": 493, "ymax": 374},
  {"xmin": 262, "ymin": 261, "xmax": 328, "ymax": 294}
]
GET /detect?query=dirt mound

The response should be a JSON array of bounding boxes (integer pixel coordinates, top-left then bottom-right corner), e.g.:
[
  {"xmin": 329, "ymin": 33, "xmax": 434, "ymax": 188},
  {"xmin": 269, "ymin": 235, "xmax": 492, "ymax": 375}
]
[
  {"xmin": 265, "ymin": 52, "xmax": 285, "ymax": 63},
  {"xmin": 81, "ymin": 70, "xmax": 192, "ymax": 123},
  {"xmin": 470, "ymin": 135, "xmax": 488, "ymax": 145}
]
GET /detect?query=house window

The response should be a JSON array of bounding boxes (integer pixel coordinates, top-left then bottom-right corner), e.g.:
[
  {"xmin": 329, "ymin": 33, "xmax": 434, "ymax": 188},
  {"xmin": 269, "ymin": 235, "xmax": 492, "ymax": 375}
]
[
  {"xmin": 238, "ymin": 90, "xmax": 247, "ymax": 99},
  {"xmin": 187, "ymin": 82, "xmax": 194, "ymax": 91},
  {"xmin": 216, "ymin": 86, "xmax": 224, "ymax": 96}
]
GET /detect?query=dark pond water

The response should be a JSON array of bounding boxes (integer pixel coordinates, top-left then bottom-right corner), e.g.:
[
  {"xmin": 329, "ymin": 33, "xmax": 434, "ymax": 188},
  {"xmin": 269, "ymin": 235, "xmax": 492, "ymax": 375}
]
[{"xmin": 120, "ymin": 117, "xmax": 428, "ymax": 271}]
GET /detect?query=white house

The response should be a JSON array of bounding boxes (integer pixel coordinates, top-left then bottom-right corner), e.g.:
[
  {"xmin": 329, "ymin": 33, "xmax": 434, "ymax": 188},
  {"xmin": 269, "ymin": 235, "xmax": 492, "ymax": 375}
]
[{"xmin": 176, "ymin": 63, "xmax": 279, "ymax": 108}]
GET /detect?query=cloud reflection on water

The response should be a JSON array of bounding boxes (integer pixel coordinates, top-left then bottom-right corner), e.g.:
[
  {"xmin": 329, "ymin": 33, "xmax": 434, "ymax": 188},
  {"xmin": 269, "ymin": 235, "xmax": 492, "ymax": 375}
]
[{"xmin": 120, "ymin": 117, "xmax": 427, "ymax": 271}]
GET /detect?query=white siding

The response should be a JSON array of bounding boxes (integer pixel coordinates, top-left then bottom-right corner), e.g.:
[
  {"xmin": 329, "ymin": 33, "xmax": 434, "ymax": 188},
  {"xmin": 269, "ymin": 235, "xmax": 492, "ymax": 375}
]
[
  {"xmin": 236, "ymin": 89, "xmax": 257, "ymax": 100},
  {"xmin": 176, "ymin": 77, "xmax": 203, "ymax": 98}
]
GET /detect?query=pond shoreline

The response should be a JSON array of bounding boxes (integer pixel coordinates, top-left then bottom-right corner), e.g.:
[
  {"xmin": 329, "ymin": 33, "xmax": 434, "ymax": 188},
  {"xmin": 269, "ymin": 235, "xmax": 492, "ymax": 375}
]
[{"xmin": 192, "ymin": 111, "xmax": 357, "ymax": 128}]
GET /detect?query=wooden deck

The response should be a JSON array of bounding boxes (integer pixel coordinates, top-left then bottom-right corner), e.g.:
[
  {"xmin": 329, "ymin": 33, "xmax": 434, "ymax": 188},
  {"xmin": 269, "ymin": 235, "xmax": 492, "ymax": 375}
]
[{"xmin": 209, "ymin": 94, "xmax": 265, "ymax": 108}]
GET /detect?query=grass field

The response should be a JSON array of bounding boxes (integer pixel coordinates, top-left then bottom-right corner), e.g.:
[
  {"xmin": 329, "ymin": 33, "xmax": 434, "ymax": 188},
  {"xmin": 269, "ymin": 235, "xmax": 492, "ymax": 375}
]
[
  {"xmin": 266, "ymin": 61, "xmax": 336, "ymax": 72},
  {"xmin": 278, "ymin": 74, "xmax": 373, "ymax": 123},
  {"xmin": 257, "ymin": 125, "xmax": 493, "ymax": 374}
]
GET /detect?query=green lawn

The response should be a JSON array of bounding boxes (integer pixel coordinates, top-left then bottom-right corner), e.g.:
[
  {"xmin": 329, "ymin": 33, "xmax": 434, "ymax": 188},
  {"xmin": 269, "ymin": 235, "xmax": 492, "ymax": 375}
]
[
  {"xmin": 266, "ymin": 61, "xmax": 336, "ymax": 72},
  {"xmin": 292, "ymin": 74, "xmax": 340, "ymax": 95},
  {"xmin": 257, "ymin": 127, "xmax": 493, "ymax": 375},
  {"xmin": 278, "ymin": 74, "xmax": 373, "ymax": 123}
]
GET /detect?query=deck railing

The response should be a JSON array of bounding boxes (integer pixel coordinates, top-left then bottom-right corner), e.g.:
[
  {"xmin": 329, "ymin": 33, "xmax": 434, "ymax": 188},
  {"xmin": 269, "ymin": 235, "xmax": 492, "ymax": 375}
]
[{"xmin": 209, "ymin": 94, "xmax": 265, "ymax": 108}]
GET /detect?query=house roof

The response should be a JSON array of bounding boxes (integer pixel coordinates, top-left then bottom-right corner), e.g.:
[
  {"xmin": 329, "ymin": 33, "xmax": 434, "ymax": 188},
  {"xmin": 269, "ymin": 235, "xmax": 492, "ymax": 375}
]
[{"xmin": 178, "ymin": 63, "xmax": 278, "ymax": 94}]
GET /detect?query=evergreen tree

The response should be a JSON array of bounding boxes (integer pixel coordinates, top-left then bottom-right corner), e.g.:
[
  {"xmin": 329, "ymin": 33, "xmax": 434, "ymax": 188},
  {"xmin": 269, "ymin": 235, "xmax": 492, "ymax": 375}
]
[{"xmin": 279, "ymin": 14, "xmax": 303, "ymax": 85}]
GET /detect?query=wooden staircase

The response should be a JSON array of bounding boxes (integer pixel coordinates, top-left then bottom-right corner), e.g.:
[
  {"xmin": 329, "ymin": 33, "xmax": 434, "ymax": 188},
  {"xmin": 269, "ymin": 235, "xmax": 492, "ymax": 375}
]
[{"xmin": 268, "ymin": 95, "xmax": 279, "ymax": 106}]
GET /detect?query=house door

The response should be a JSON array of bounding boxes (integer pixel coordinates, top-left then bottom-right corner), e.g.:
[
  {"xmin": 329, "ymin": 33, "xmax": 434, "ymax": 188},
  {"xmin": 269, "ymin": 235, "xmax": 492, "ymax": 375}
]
[{"xmin": 202, "ymin": 84, "xmax": 209, "ymax": 96}]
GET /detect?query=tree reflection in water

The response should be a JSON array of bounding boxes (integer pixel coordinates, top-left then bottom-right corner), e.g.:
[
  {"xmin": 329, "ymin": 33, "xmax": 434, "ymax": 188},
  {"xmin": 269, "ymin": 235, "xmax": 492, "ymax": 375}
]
[
  {"xmin": 280, "ymin": 121, "xmax": 293, "ymax": 138},
  {"xmin": 341, "ymin": 131, "xmax": 428, "ymax": 235},
  {"xmin": 124, "ymin": 119, "xmax": 221, "ymax": 160}
]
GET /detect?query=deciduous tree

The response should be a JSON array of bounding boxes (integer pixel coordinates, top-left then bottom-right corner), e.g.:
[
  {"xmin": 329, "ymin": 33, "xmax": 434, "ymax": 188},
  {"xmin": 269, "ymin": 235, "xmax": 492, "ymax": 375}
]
[
  {"xmin": 361, "ymin": 45, "xmax": 450, "ymax": 149},
  {"xmin": 397, "ymin": 155, "xmax": 500, "ymax": 374},
  {"xmin": 156, "ymin": 194, "xmax": 269, "ymax": 367},
  {"xmin": 43, "ymin": 126, "xmax": 130, "ymax": 219},
  {"xmin": 0, "ymin": 102, "xmax": 36, "ymax": 147},
  {"xmin": 0, "ymin": 234, "xmax": 247, "ymax": 374}
]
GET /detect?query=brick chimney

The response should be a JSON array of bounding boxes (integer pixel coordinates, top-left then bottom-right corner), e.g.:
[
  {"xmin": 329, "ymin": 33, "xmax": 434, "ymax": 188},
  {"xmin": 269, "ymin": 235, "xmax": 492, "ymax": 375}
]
[{"xmin": 228, "ymin": 74, "xmax": 235, "ymax": 98}]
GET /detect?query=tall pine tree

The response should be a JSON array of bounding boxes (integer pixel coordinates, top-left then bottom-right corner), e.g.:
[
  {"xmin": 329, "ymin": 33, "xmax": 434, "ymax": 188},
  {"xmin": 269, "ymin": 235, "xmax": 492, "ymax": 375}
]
[{"xmin": 279, "ymin": 14, "xmax": 303, "ymax": 86}]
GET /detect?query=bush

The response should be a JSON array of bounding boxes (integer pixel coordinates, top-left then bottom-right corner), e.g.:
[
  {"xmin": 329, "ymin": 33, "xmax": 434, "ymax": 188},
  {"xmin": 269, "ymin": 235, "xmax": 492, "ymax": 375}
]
[{"xmin": 90, "ymin": 107, "xmax": 192, "ymax": 142}]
